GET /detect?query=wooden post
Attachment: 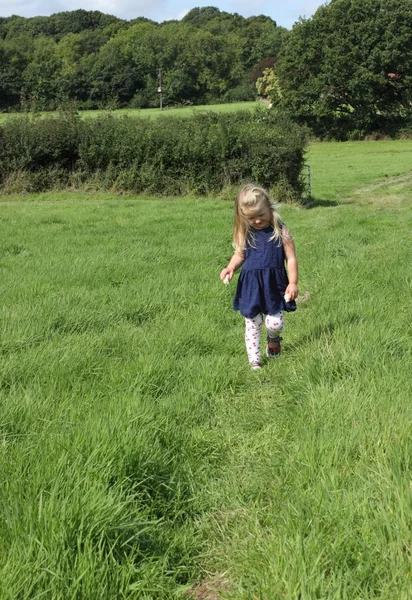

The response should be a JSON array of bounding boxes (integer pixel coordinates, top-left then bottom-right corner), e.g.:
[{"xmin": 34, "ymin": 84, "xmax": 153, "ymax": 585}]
[{"xmin": 157, "ymin": 68, "xmax": 163, "ymax": 110}]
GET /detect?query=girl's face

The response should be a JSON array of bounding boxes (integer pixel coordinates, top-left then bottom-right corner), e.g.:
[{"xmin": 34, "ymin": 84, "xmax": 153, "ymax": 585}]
[{"xmin": 241, "ymin": 202, "xmax": 272, "ymax": 230}]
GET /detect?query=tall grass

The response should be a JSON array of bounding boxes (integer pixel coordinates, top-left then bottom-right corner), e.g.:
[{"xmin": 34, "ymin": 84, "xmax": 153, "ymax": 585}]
[{"xmin": 0, "ymin": 141, "xmax": 412, "ymax": 598}]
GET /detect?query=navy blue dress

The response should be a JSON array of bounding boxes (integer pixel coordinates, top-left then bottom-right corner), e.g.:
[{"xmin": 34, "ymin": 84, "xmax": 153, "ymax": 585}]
[{"xmin": 233, "ymin": 226, "xmax": 297, "ymax": 319}]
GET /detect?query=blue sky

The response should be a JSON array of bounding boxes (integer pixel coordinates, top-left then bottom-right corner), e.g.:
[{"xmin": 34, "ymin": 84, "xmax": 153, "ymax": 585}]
[{"xmin": 0, "ymin": 0, "xmax": 326, "ymax": 30}]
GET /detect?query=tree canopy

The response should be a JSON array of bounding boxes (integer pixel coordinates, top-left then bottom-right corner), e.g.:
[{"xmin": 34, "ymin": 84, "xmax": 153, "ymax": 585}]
[
  {"xmin": 0, "ymin": 7, "xmax": 287, "ymax": 111},
  {"xmin": 273, "ymin": 0, "xmax": 412, "ymax": 136}
]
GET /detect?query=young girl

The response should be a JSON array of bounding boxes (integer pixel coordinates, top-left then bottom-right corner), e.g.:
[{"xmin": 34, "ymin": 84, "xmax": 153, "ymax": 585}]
[{"xmin": 220, "ymin": 184, "xmax": 299, "ymax": 370}]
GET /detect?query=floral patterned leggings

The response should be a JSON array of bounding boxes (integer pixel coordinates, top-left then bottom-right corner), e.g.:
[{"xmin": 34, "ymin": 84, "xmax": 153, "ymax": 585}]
[{"xmin": 245, "ymin": 312, "xmax": 284, "ymax": 364}]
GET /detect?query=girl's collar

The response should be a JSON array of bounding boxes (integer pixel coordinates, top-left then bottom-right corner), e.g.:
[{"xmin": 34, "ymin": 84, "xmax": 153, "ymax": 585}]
[{"xmin": 250, "ymin": 225, "xmax": 273, "ymax": 232}]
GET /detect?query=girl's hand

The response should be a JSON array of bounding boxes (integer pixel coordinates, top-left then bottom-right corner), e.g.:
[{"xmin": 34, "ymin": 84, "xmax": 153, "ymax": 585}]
[
  {"xmin": 285, "ymin": 283, "xmax": 298, "ymax": 301},
  {"xmin": 220, "ymin": 268, "xmax": 234, "ymax": 283}
]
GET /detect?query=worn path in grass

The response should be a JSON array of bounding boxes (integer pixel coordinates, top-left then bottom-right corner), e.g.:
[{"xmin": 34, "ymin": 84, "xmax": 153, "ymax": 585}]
[
  {"xmin": 306, "ymin": 139, "xmax": 412, "ymax": 203},
  {"xmin": 0, "ymin": 141, "xmax": 412, "ymax": 598}
]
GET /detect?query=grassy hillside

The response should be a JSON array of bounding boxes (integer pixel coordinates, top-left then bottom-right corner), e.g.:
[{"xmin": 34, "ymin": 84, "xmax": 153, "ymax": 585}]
[
  {"xmin": 0, "ymin": 141, "xmax": 411, "ymax": 598},
  {"xmin": 0, "ymin": 101, "xmax": 260, "ymax": 123}
]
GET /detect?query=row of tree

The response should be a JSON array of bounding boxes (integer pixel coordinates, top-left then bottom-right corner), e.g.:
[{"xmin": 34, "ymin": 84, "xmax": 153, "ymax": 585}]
[
  {"xmin": 0, "ymin": 8, "xmax": 286, "ymax": 111},
  {"xmin": 1, "ymin": 1, "xmax": 412, "ymax": 136}
]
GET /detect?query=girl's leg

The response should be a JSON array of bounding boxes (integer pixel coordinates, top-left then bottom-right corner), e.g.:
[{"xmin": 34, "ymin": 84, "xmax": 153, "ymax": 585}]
[
  {"xmin": 245, "ymin": 314, "xmax": 263, "ymax": 367},
  {"xmin": 265, "ymin": 312, "xmax": 284, "ymax": 357}
]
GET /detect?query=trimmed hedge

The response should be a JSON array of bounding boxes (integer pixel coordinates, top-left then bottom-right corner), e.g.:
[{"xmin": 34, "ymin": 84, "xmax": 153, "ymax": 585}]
[{"xmin": 0, "ymin": 109, "xmax": 308, "ymax": 199}]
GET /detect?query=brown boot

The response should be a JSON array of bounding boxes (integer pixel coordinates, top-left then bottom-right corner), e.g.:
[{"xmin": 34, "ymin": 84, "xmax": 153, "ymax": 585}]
[{"xmin": 266, "ymin": 335, "xmax": 282, "ymax": 358}]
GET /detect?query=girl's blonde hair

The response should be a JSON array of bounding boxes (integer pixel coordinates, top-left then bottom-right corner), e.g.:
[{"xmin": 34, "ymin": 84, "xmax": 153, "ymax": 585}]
[{"xmin": 233, "ymin": 184, "xmax": 291, "ymax": 251}]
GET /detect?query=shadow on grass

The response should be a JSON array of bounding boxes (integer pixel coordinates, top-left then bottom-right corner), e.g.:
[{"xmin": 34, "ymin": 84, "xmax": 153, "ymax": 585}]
[{"xmin": 304, "ymin": 195, "xmax": 347, "ymax": 208}]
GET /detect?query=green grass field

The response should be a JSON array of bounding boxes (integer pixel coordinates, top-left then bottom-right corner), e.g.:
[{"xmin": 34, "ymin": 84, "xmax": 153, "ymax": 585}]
[
  {"xmin": 0, "ymin": 101, "xmax": 260, "ymax": 123},
  {"xmin": 307, "ymin": 139, "xmax": 412, "ymax": 202},
  {"xmin": 1, "ymin": 141, "xmax": 412, "ymax": 598}
]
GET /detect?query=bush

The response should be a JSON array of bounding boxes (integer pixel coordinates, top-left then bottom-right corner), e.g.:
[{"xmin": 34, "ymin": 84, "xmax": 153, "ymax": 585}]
[
  {"xmin": 0, "ymin": 108, "xmax": 308, "ymax": 200},
  {"xmin": 223, "ymin": 80, "xmax": 256, "ymax": 103},
  {"xmin": 0, "ymin": 112, "xmax": 81, "ymax": 172}
]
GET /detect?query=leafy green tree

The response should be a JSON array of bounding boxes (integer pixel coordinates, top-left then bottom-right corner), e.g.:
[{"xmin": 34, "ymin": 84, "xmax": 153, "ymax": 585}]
[
  {"xmin": 0, "ymin": 7, "xmax": 289, "ymax": 110},
  {"xmin": 256, "ymin": 67, "xmax": 283, "ymax": 106},
  {"xmin": 181, "ymin": 7, "xmax": 222, "ymax": 28},
  {"xmin": 0, "ymin": 35, "xmax": 33, "ymax": 108},
  {"xmin": 99, "ymin": 20, "xmax": 245, "ymax": 107},
  {"xmin": 22, "ymin": 37, "xmax": 61, "ymax": 109},
  {"xmin": 0, "ymin": 16, "xmax": 54, "ymax": 40},
  {"xmin": 240, "ymin": 17, "xmax": 285, "ymax": 68},
  {"xmin": 89, "ymin": 34, "xmax": 142, "ymax": 107},
  {"xmin": 0, "ymin": 11, "xmax": 123, "ymax": 41},
  {"xmin": 275, "ymin": 0, "xmax": 412, "ymax": 137},
  {"xmin": 49, "ymin": 10, "xmax": 122, "ymax": 38},
  {"xmin": 0, "ymin": 42, "xmax": 21, "ymax": 108},
  {"xmin": 182, "ymin": 8, "xmax": 286, "ymax": 69}
]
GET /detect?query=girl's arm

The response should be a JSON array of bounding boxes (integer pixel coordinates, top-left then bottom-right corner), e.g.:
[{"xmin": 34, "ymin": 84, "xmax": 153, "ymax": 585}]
[
  {"xmin": 220, "ymin": 250, "xmax": 245, "ymax": 282},
  {"xmin": 283, "ymin": 229, "xmax": 299, "ymax": 300}
]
